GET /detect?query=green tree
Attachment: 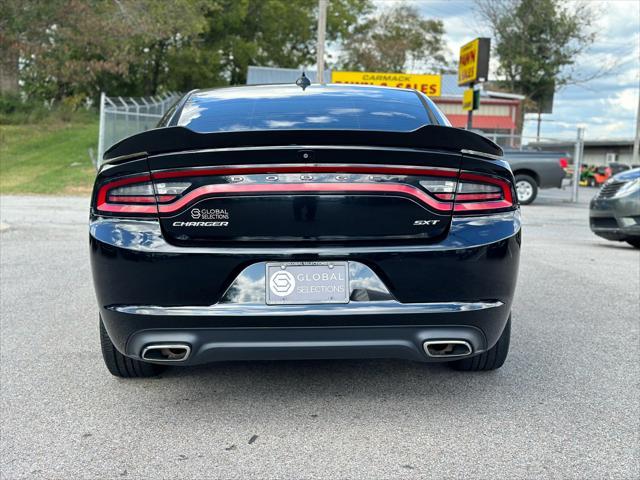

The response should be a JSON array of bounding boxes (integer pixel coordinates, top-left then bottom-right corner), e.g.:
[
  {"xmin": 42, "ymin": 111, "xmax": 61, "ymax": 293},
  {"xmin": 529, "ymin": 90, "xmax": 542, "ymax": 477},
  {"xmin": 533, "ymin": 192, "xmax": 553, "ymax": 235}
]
[
  {"xmin": 116, "ymin": 0, "xmax": 210, "ymax": 95},
  {"xmin": 4, "ymin": 0, "xmax": 376, "ymax": 101},
  {"xmin": 0, "ymin": 0, "xmax": 65, "ymax": 95},
  {"xmin": 25, "ymin": 1, "xmax": 139, "ymax": 100},
  {"xmin": 338, "ymin": 4, "xmax": 451, "ymax": 73},
  {"xmin": 203, "ymin": 0, "xmax": 373, "ymax": 85},
  {"xmin": 476, "ymin": 0, "xmax": 597, "ymax": 117},
  {"xmin": 4, "ymin": 0, "xmax": 210, "ymax": 101}
]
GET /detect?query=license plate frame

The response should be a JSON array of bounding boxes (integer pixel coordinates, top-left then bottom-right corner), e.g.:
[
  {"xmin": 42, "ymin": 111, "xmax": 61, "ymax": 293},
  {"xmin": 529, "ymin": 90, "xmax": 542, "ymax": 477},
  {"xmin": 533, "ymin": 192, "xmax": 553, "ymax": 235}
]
[{"xmin": 265, "ymin": 262, "xmax": 350, "ymax": 305}]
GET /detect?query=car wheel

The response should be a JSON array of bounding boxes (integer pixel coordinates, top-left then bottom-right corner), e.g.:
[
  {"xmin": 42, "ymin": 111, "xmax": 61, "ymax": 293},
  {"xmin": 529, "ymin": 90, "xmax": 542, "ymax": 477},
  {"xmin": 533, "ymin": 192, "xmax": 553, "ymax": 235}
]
[
  {"xmin": 626, "ymin": 238, "xmax": 640, "ymax": 249},
  {"xmin": 450, "ymin": 316, "xmax": 511, "ymax": 371},
  {"xmin": 514, "ymin": 175, "xmax": 538, "ymax": 205},
  {"xmin": 99, "ymin": 316, "xmax": 165, "ymax": 378}
]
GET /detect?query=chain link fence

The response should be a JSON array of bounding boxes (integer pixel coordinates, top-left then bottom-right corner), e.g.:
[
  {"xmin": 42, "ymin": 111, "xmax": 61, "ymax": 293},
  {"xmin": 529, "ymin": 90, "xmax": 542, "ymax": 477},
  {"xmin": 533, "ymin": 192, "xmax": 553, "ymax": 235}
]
[
  {"xmin": 96, "ymin": 92, "xmax": 181, "ymax": 167},
  {"xmin": 483, "ymin": 132, "xmax": 574, "ymax": 151}
]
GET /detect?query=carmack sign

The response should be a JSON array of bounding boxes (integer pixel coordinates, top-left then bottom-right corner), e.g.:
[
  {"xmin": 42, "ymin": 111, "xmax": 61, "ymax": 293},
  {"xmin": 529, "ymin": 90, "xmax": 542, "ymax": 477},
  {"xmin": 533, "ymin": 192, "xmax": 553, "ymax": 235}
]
[{"xmin": 331, "ymin": 71, "xmax": 441, "ymax": 97}]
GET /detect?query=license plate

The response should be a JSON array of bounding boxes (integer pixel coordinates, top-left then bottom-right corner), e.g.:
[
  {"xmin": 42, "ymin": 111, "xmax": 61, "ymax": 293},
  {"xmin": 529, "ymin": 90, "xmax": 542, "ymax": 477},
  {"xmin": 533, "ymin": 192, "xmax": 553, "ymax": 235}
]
[{"xmin": 266, "ymin": 262, "xmax": 349, "ymax": 305}]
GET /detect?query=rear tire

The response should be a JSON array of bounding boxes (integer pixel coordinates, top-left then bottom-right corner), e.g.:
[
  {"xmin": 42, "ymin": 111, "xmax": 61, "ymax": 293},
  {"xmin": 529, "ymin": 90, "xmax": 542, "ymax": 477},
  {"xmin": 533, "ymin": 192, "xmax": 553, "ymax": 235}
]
[
  {"xmin": 100, "ymin": 316, "xmax": 165, "ymax": 378},
  {"xmin": 626, "ymin": 238, "xmax": 640, "ymax": 249},
  {"xmin": 450, "ymin": 316, "xmax": 511, "ymax": 371},
  {"xmin": 515, "ymin": 174, "xmax": 538, "ymax": 205}
]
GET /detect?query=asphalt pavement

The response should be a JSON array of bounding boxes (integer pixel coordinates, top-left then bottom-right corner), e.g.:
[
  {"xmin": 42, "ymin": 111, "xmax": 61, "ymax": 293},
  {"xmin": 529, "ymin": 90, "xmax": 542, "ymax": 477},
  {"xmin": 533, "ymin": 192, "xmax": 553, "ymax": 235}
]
[{"xmin": 1, "ymin": 187, "xmax": 638, "ymax": 479}]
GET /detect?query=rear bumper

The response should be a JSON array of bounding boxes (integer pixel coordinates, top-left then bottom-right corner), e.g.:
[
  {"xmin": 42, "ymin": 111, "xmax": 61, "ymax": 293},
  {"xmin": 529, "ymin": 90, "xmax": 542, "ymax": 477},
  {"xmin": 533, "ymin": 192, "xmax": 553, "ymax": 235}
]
[
  {"xmin": 126, "ymin": 324, "xmax": 492, "ymax": 365},
  {"xmin": 104, "ymin": 301, "xmax": 506, "ymax": 365},
  {"xmin": 91, "ymin": 211, "xmax": 521, "ymax": 364}
]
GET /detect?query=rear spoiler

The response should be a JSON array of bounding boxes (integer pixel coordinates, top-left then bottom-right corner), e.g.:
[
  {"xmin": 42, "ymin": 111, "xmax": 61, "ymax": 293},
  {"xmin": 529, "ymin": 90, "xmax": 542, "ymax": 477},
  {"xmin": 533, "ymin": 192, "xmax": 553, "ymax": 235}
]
[{"xmin": 103, "ymin": 125, "xmax": 503, "ymax": 163}]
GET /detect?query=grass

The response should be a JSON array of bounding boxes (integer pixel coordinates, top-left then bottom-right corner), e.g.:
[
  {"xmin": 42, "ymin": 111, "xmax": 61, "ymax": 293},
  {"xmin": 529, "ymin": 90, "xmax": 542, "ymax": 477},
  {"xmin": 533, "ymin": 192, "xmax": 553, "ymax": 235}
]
[{"xmin": 0, "ymin": 111, "xmax": 98, "ymax": 195}]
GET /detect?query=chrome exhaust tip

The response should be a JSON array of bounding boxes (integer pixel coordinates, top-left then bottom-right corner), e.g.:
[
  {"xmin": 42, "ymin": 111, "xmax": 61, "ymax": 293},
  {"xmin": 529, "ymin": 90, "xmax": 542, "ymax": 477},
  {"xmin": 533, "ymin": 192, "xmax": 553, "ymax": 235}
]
[
  {"xmin": 423, "ymin": 340, "xmax": 472, "ymax": 358},
  {"xmin": 141, "ymin": 344, "xmax": 191, "ymax": 362}
]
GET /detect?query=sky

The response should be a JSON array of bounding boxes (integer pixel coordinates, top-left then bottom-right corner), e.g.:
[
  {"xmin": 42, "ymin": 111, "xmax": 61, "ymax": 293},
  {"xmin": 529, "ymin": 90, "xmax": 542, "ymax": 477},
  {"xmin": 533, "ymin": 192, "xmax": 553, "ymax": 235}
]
[{"xmin": 378, "ymin": 0, "xmax": 640, "ymax": 140}]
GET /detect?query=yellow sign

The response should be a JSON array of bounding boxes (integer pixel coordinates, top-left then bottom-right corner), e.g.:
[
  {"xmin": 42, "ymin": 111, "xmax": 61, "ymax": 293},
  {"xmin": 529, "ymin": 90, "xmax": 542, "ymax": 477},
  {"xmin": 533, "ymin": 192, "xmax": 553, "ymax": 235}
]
[
  {"xmin": 458, "ymin": 38, "xmax": 490, "ymax": 86},
  {"xmin": 331, "ymin": 71, "xmax": 441, "ymax": 97},
  {"xmin": 458, "ymin": 39, "xmax": 479, "ymax": 86},
  {"xmin": 462, "ymin": 89, "xmax": 474, "ymax": 111}
]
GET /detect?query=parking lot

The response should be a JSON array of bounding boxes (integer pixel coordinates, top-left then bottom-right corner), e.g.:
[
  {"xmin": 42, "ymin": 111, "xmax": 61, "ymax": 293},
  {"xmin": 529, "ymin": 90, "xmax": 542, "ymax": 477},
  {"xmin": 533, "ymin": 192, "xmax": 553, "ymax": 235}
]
[{"xmin": 1, "ymin": 188, "xmax": 638, "ymax": 479}]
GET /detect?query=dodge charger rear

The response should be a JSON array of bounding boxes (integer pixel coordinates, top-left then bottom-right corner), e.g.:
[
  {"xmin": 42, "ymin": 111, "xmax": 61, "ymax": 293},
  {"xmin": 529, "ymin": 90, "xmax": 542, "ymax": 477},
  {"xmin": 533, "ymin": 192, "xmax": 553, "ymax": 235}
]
[{"xmin": 91, "ymin": 84, "xmax": 520, "ymax": 377}]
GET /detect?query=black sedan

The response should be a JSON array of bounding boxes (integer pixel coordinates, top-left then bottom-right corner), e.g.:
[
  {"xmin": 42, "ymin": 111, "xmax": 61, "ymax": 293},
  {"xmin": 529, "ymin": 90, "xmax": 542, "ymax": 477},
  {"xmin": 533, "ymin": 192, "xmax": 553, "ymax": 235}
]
[
  {"xmin": 590, "ymin": 167, "xmax": 640, "ymax": 248},
  {"xmin": 91, "ymin": 83, "xmax": 520, "ymax": 377}
]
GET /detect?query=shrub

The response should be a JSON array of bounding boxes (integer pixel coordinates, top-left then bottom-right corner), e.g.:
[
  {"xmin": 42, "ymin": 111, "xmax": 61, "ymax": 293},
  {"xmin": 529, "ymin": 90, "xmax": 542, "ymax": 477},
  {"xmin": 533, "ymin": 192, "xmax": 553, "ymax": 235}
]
[{"xmin": 0, "ymin": 94, "xmax": 95, "ymax": 125}]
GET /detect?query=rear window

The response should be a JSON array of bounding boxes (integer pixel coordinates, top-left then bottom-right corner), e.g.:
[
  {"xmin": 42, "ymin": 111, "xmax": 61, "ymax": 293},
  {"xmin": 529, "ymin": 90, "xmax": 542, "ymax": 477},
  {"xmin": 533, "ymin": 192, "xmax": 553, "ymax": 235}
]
[{"xmin": 177, "ymin": 85, "xmax": 433, "ymax": 133}]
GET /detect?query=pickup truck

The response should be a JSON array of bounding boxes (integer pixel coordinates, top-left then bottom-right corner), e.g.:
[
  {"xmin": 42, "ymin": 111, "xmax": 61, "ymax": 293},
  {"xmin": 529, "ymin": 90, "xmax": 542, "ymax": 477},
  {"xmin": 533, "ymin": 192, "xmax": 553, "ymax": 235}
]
[{"xmin": 502, "ymin": 150, "xmax": 568, "ymax": 204}]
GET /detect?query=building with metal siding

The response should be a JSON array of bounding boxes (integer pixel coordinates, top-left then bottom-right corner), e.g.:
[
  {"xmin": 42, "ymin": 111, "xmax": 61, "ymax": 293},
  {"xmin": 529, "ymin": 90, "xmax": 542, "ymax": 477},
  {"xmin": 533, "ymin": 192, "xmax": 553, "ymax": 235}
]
[
  {"xmin": 247, "ymin": 66, "xmax": 332, "ymax": 85},
  {"xmin": 246, "ymin": 66, "xmax": 524, "ymax": 135},
  {"xmin": 532, "ymin": 140, "xmax": 638, "ymax": 167}
]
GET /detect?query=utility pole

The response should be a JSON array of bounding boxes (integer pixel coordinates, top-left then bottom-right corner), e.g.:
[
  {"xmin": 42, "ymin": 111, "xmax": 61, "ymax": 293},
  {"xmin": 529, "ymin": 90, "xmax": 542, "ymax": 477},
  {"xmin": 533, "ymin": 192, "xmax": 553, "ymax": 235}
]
[
  {"xmin": 536, "ymin": 111, "xmax": 542, "ymax": 143},
  {"xmin": 633, "ymin": 87, "xmax": 640, "ymax": 164},
  {"xmin": 316, "ymin": 0, "xmax": 328, "ymax": 84}
]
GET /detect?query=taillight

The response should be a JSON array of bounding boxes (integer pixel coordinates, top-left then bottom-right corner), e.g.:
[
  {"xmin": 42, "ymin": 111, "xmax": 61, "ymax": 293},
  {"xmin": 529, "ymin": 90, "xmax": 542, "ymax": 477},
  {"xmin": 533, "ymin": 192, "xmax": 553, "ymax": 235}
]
[
  {"xmin": 96, "ymin": 175, "xmax": 191, "ymax": 214},
  {"xmin": 419, "ymin": 179, "xmax": 458, "ymax": 193},
  {"xmin": 421, "ymin": 173, "xmax": 514, "ymax": 213},
  {"xmin": 155, "ymin": 182, "xmax": 192, "ymax": 195},
  {"xmin": 559, "ymin": 157, "xmax": 568, "ymax": 169},
  {"xmin": 94, "ymin": 165, "xmax": 514, "ymax": 216},
  {"xmin": 107, "ymin": 182, "xmax": 157, "ymax": 203},
  {"xmin": 451, "ymin": 172, "xmax": 515, "ymax": 213}
]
